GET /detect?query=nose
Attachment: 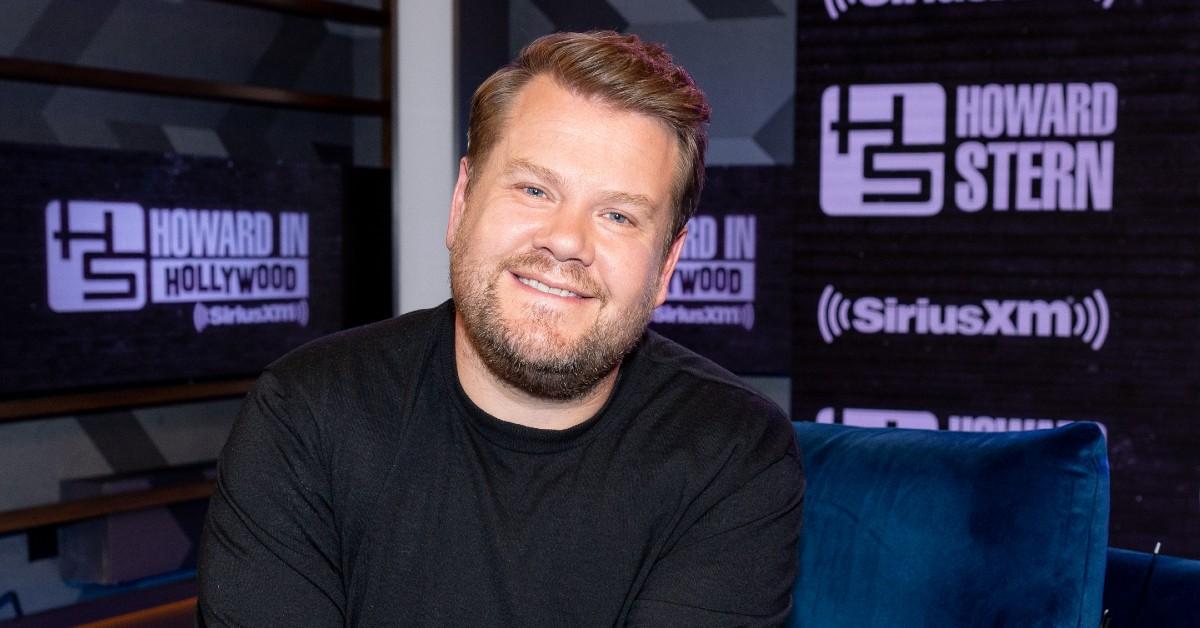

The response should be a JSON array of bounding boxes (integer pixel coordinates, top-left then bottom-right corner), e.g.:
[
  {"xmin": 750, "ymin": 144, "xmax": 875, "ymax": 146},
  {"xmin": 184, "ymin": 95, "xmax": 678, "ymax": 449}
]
[{"xmin": 531, "ymin": 203, "xmax": 594, "ymax": 266}]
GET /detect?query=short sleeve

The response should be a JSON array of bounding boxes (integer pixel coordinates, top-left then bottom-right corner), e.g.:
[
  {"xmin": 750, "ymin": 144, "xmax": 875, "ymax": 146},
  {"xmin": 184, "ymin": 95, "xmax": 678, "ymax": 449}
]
[
  {"xmin": 198, "ymin": 370, "xmax": 345, "ymax": 627},
  {"xmin": 627, "ymin": 420, "xmax": 805, "ymax": 627}
]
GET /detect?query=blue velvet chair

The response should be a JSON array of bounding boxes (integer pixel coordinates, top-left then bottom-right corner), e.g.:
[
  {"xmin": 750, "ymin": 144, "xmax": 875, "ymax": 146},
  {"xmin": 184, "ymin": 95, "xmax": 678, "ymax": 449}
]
[
  {"xmin": 1102, "ymin": 546, "xmax": 1200, "ymax": 627},
  {"xmin": 789, "ymin": 421, "xmax": 1110, "ymax": 627}
]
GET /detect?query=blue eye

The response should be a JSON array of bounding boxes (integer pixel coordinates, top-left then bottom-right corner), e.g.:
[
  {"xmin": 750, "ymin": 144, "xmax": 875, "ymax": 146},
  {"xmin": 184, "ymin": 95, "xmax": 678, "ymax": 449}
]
[
  {"xmin": 523, "ymin": 186, "xmax": 546, "ymax": 198},
  {"xmin": 605, "ymin": 211, "xmax": 630, "ymax": 224}
]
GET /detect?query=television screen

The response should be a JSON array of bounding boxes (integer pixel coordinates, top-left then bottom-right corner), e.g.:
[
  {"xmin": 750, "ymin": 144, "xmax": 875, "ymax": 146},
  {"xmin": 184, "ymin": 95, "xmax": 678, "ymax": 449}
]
[{"xmin": 0, "ymin": 142, "xmax": 343, "ymax": 397}]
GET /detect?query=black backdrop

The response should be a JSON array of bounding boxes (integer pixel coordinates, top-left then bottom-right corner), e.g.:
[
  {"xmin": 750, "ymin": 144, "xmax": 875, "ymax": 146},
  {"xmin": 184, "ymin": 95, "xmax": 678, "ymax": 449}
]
[
  {"xmin": 789, "ymin": 0, "xmax": 1199, "ymax": 559},
  {"xmin": 465, "ymin": 0, "xmax": 1200, "ymax": 557}
]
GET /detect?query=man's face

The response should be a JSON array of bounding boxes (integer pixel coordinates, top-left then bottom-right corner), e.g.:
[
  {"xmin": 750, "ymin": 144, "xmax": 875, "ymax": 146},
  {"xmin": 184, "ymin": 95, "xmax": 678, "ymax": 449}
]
[{"xmin": 447, "ymin": 75, "xmax": 686, "ymax": 400}]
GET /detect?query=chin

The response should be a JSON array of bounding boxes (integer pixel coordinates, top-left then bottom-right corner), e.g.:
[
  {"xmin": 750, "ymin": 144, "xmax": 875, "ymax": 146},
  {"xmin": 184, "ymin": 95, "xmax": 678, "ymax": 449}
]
[{"xmin": 503, "ymin": 315, "xmax": 587, "ymax": 360}]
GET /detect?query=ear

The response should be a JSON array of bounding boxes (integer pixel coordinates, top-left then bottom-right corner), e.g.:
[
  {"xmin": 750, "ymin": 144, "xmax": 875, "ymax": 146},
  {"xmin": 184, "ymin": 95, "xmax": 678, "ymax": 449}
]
[
  {"xmin": 445, "ymin": 157, "xmax": 470, "ymax": 250},
  {"xmin": 653, "ymin": 227, "xmax": 688, "ymax": 307}
]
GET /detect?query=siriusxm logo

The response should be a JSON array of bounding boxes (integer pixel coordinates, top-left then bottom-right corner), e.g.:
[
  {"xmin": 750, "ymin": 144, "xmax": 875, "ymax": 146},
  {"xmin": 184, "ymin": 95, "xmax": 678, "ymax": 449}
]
[
  {"xmin": 817, "ymin": 285, "xmax": 1110, "ymax": 350},
  {"xmin": 816, "ymin": 406, "xmax": 1107, "ymax": 438},
  {"xmin": 823, "ymin": 0, "xmax": 1114, "ymax": 21},
  {"xmin": 193, "ymin": 301, "xmax": 309, "ymax": 333},
  {"xmin": 820, "ymin": 82, "xmax": 1117, "ymax": 216}
]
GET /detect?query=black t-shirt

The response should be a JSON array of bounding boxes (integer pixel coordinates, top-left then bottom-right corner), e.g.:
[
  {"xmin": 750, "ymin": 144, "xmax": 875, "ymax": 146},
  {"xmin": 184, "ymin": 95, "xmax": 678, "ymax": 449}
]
[{"xmin": 198, "ymin": 301, "xmax": 804, "ymax": 627}]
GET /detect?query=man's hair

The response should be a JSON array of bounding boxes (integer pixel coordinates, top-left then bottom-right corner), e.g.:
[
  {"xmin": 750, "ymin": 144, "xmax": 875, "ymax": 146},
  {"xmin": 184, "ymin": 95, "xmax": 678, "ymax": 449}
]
[{"xmin": 466, "ymin": 31, "xmax": 711, "ymax": 251}]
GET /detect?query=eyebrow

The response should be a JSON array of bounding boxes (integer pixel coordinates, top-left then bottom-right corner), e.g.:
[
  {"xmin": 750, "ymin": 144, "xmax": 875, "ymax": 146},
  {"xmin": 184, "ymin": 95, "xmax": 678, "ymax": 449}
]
[
  {"xmin": 503, "ymin": 158, "xmax": 659, "ymax": 214},
  {"xmin": 503, "ymin": 158, "xmax": 565, "ymax": 190},
  {"xmin": 599, "ymin": 190, "xmax": 657, "ymax": 214}
]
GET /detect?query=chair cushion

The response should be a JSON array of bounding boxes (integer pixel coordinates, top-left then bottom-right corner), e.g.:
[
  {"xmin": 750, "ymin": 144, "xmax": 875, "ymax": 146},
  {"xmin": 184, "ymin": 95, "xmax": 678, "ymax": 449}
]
[{"xmin": 790, "ymin": 421, "xmax": 1109, "ymax": 628}]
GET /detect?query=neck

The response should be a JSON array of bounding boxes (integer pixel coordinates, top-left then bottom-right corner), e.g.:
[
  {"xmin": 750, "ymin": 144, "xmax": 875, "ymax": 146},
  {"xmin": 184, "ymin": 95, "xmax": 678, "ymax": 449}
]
[{"xmin": 453, "ymin": 313, "xmax": 618, "ymax": 430}]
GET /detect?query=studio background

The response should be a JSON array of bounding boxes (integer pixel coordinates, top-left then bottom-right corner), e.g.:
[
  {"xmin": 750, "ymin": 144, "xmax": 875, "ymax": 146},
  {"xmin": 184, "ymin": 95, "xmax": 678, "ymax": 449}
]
[{"xmin": 0, "ymin": 0, "xmax": 1196, "ymax": 621}]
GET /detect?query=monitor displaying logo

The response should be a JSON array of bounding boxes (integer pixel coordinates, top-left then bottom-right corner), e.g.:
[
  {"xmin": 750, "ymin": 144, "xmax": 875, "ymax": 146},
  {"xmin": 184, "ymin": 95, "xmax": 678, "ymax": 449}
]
[
  {"xmin": 820, "ymin": 84, "xmax": 946, "ymax": 216},
  {"xmin": 4, "ymin": 142, "xmax": 342, "ymax": 399},
  {"xmin": 46, "ymin": 200, "xmax": 147, "ymax": 312}
]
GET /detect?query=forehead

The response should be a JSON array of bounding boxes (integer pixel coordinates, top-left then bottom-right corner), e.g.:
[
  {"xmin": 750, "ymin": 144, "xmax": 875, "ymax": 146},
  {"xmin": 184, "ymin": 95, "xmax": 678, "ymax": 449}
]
[{"xmin": 487, "ymin": 75, "xmax": 679, "ymax": 202}]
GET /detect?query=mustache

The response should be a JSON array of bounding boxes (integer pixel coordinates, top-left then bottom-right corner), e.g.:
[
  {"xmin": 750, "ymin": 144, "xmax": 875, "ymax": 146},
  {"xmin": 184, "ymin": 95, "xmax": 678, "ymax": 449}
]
[{"xmin": 502, "ymin": 251, "xmax": 605, "ymax": 299}]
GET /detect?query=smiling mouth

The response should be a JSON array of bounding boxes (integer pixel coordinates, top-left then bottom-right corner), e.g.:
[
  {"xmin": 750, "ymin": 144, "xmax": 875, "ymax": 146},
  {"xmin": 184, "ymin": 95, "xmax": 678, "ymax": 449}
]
[{"xmin": 516, "ymin": 275, "xmax": 584, "ymax": 298}]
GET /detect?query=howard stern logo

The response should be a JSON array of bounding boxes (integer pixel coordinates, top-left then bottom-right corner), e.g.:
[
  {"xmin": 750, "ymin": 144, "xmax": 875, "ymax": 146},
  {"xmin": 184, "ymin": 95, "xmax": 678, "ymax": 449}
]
[
  {"xmin": 823, "ymin": 0, "xmax": 1114, "ymax": 21},
  {"xmin": 820, "ymin": 82, "xmax": 1117, "ymax": 216},
  {"xmin": 817, "ymin": 285, "xmax": 1109, "ymax": 350},
  {"xmin": 815, "ymin": 407, "xmax": 1107, "ymax": 438},
  {"xmin": 46, "ymin": 200, "xmax": 310, "ymax": 332}
]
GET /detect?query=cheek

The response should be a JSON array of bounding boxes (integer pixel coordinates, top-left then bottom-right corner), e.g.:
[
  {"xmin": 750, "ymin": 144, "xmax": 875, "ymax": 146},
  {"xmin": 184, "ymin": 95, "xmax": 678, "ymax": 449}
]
[
  {"xmin": 460, "ymin": 217, "xmax": 524, "ymax": 258},
  {"xmin": 601, "ymin": 246, "xmax": 662, "ymax": 298},
  {"xmin": 477, "ymin": 207, "xmax": 543, "ymax": 247}
]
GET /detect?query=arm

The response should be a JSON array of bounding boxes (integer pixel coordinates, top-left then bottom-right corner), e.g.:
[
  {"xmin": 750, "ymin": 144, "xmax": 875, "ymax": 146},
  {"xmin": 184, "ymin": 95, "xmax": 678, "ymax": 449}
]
[
  {"xmin": 627, "ymin": 420, "xmax": 805, "ymax": 627},
  {"xmin": 198, "ymin": 370, "xmax": 345, "ymax": 627}
]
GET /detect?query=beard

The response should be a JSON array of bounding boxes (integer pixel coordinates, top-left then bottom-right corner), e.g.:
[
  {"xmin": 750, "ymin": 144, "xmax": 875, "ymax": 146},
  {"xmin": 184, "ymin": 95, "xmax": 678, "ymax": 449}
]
[{"xmin": 450, "ymin": 243, "xmax": 660, "ymax": 402}]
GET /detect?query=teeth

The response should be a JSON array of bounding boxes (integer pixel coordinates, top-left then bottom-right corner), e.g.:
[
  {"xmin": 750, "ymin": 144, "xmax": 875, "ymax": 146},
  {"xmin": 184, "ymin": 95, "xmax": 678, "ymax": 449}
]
[{"xmin": 519, "ymin": 276, "xmax": 578, "ymax": 298}]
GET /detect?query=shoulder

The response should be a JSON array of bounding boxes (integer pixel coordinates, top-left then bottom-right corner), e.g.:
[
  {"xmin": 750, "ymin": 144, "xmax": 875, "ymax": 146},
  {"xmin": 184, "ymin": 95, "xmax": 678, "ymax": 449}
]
[
  {"xmin": 636, "ymin": 329, "xmax": 787, "ymax": 421},
  {"xmin": 618, "ymin": 333, "xmax": 803, "ymax": 544},
  {"xmin": 233, "ymin": 302, "xmax": 452, "ymax": 474},
  {"xmin": 626, "ymin": 330, "xmax": 795, "ymax": 462},
  {"xmin": 245, "ymin": 301, "xmax": 451, "ymax": 436},
  {"xmin": 265, "ymin": 301, "xmax": 448, "ymax": 386}
]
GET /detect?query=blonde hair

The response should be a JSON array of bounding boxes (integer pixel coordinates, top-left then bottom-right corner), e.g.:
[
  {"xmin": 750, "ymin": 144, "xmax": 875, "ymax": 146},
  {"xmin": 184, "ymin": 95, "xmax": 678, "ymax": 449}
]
[{"xmin": 466, "ymin": 31, "xmax": 711, "ymax": 250}]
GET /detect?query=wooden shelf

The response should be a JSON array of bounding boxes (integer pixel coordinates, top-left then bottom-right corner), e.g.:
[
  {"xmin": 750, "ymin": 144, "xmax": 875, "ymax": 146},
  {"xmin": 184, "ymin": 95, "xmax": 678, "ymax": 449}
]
[
  {"xmin": 0, "ymin": 58, "xmax": 388, "ymax": 115},
  {"xmin": 4, "ymin": 579, "xmax": 198, "ymax": 627},
  {"xmin": 211, "ymin": 0, "xmax": 388, "ymax": 26},
  {"xmin": 0, "ymin": 379, "xmax": 253, "ymax": 424},
  {"xmin": 78, "ymin": 596, "xmax": 197, "ymax": 628},
  {"xmin": 0, "ymin": 480, "xmax": 216, "ymax": 536}
]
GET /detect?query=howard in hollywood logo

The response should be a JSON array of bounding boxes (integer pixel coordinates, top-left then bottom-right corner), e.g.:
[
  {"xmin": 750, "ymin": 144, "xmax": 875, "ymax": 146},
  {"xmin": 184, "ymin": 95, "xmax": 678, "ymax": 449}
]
[
  {"xmin": 654, "ymin": 214, "xmax": 757, "ymax": 331},
  {"xmin": 45, "ymin": 200, "xmax": 310, "ymax": 332},
  {"xmin": 820, "ymin": 82, "xmax": 1117, "ymax": 216}
]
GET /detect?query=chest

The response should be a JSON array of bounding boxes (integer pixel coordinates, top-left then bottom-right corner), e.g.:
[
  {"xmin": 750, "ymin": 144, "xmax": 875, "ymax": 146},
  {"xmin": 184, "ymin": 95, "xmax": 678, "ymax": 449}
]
[{"xmin": 336, "ymin": 414, "xmax": 685, "ymax": 626}]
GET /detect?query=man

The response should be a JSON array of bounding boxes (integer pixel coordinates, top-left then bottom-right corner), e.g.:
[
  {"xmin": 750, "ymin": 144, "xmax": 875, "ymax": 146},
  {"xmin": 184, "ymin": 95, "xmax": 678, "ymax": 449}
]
[{"xmin": 199, "ymin": 31, "xmax": 803, "ymax": 627}]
